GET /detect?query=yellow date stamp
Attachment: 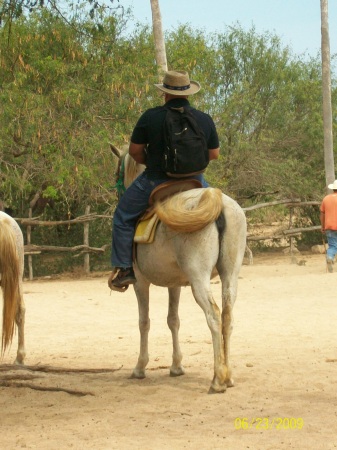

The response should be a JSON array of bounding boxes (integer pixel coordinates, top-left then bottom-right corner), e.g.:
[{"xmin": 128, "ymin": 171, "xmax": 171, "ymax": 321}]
[{"xmin": 234, "ymin": 417, "xmax": 304, "ymax": 430}]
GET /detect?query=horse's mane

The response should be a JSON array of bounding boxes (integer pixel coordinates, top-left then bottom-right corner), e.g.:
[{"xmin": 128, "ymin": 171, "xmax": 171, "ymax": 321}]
[
  {"xmin": 122, "ymin": 149, "xmax": 145, "ymax": 189},
  {"xmin": 154, "ymin": 188, "xmax": 223, "ymax": 232}
]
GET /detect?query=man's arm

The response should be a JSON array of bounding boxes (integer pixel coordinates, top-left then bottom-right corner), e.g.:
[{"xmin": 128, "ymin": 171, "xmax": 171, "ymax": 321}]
[
  {"xmin": 209, "ymin": 147, "xmax": 220, "ymax": 161},
  {"xmin": 129, "ymin": 142, "xmax": 147, "ymax": 164}
]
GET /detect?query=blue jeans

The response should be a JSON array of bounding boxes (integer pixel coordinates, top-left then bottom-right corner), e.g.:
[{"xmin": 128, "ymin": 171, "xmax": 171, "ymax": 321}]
[
  {"xmin": 111, "ymin": 172, "xmax": 208, "ymax": 268},
  {"xmin": 326, "ymin": 230, "xmax": 337, "ymax": 260}
]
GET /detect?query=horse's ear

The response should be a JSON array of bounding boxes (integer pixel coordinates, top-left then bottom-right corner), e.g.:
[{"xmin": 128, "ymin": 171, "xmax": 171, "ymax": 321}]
[{"xmin": 109, "ymin": 143, "xmax": 121, "ymax": 159}]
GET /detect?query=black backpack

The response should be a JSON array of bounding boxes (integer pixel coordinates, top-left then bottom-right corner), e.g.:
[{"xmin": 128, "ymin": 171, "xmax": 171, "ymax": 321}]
[{"xmin": 162, "ymin": 107, "xmax": 209, "ymax": 177}]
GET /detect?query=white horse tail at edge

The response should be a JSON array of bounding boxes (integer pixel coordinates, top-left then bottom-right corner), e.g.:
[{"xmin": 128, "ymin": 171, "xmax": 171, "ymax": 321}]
[{"xmin": 0, "ymin": 211, "xmax": 26, "ymax": 364}]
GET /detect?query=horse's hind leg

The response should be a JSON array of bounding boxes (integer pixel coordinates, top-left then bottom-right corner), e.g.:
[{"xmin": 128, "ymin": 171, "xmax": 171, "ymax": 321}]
[
  {"xmin": 131, "ymin": 280, "xmax": 150, "ymax": 379},
  {"xmin": 220, "ymin": 280, "xmax": 237, "ymax": 388},
  {"xmin": 218, "ymin": 250, "xmax": 245, "ymax": 388},
  {"xmin": 14, "ymin": 283, "xmax": 26, "ymax": 365},
  {"xmin": 167, "ymin": 287, "xmax": 185, "ymax": 377},
  {"xmin": 190, "ymin": 278, "xmax": 227, "ymax": 394}
]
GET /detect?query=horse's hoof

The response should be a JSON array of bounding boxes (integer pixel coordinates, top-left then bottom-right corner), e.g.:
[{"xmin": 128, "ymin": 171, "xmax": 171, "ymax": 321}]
[
  {"xmin": 169, "ymin": 367, "xmax": 185, "ymax": 377},
  {"xmin": 14, "ymin": 355, "xmax": 25, "ymax": 365},
  {"xmin": 130, "ymin": 370, "xmax": 146, "ymax": 379},
  {"xmin": 208, "ymin": 386, "xmax": 226, "ymax": 394},
  {"xmin": 208, "ymin": 383, "xmax": 226, "ymax": 394}
]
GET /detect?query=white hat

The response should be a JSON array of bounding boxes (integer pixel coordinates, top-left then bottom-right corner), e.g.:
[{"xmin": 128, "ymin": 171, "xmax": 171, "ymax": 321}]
[{"xmin": 328, "ymin": 180, "xmax": 337, "ymax": 190}]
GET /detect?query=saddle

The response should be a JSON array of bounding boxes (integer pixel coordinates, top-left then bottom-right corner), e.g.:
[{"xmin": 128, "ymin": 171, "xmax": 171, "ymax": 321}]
[
  {"xmin": 109, "ymin": 179, "xmax": 203, "ymax": 293},
  {"xmin": 134, "ymin": 179, "xmax": 202, "ymax": 244}
]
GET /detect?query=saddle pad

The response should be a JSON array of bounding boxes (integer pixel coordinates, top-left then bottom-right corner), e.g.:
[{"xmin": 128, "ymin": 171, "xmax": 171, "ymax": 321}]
[{"xmin": 134, "ymin": 213, "xmax": 160, "ymax": 244}]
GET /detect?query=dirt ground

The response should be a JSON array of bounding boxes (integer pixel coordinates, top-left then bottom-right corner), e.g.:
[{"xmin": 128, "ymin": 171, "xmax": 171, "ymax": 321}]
[{"xmin": 1, "ymin": 253, "xmax": 337, "ymax": 450}]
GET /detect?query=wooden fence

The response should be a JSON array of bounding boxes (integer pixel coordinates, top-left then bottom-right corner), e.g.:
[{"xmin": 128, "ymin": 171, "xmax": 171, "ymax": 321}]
[
  {"xmin": 16, "ymin": 206, "xmax": 112, "ymax": 280},
  {"xmin": 14, "ymin": 199, "xmax": 321, "ymax": 280}
]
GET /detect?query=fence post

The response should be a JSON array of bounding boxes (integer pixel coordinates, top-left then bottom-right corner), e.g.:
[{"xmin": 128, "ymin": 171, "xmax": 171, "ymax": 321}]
[
  {"xmin": 83, "ymin": 205, "xmax": 90, "ymax": 274},
  {"xmin": 289, "ymin": 207, "xmax": 294, "ymax": 255},
  {"xmin": 27, "ymin": 207, "xmax": 34, "ymax": 280}
]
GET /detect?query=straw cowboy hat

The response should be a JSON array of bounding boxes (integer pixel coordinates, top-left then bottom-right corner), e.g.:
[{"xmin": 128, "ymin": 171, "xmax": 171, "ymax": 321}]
[
  {"xmin": 328, "ymin": 180, "xmax": 337, "ymax": 190},
  {"xmin": 154, "ymin": 70, "xmax": 201, "ymax": 96}
]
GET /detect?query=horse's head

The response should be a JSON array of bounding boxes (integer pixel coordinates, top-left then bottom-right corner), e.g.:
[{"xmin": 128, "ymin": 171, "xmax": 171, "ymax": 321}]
[{"xmin": 110, "ymin": 143, "xmax": 145, "ymax": 199}]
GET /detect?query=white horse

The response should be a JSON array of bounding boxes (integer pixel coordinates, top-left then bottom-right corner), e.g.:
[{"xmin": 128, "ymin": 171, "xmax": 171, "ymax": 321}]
[
  {"xmin": 109, "ymin": 149, "xmax": 246, "ymax": 393},
  {"xmin": 0, "ymin": 211, "xmax": 26, "ymax": 364}
]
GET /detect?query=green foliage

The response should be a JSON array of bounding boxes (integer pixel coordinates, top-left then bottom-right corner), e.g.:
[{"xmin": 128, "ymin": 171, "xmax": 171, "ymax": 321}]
[
  {"xmin": 0, "ymin": 7, "xmax": 157, "ymax": 217},
  {"xmin": 165, "ymin": 24, "xmax": 331, "ymax": 203},
  {"xmin": 0, "ymin": 6, "xmax": 337, "ymax": 272}
]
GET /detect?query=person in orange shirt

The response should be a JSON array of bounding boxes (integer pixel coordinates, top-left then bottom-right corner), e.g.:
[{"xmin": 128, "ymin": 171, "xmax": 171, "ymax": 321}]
[{"xmin": 320, "ymin": 180, "xmax": 337, "ymax": 272}]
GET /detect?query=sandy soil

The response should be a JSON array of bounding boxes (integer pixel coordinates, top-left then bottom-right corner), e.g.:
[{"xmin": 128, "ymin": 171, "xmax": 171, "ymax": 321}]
[{"xmin": 1, "ymin": 253, "xmax": 337, "ymax": 450}]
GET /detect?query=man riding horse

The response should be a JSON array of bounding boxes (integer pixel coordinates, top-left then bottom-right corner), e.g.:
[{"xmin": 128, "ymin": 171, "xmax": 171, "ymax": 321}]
[{"xmin": 110, "ymin": 70, "xmax": 220, "ymax": 288}]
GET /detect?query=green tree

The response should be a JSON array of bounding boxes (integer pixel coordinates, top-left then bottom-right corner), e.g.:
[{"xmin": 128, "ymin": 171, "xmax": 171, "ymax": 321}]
[
  {"xmin": 0, "ymin": 8, "xmax": 157, "ymax": 217},
  {"xmin": 0, "ymin": 14, "xmax": 336, "ymax": 219},
  {"xmin": 166, "ymin": 25, "xmax": 330, "ymax": 203}
]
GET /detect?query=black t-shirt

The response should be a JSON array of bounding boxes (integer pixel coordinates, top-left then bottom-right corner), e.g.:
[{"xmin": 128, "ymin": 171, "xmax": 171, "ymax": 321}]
[{"xmin": 130, "ymin": 98, "xmax": 219, "ymax": 179}]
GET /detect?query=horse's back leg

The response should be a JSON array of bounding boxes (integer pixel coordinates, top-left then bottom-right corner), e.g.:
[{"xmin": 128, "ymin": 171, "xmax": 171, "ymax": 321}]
[
  {"xmin": 190, "ymin": 276, "xmax": 227, "ymax": 393},
  {"xmin": 14, "ymin": 281, "xmax": 26, "ymax": 364},
  {"xmin": 218, "ymin": 207, "xmax": 246, "ymax": 388},
  {"xmin": 218, "ymin": 274, "xmax": 238, "ymax": 388},
  {"xmin": 167, "ymin": 287, "xmax": 185, "ymax": 376},
  {"xmin": 131, "ymin": 280, "xmax": 150, "ymax": 379}
]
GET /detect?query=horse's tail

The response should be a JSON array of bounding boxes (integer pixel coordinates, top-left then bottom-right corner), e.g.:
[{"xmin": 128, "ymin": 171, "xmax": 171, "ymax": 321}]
[
  {"xmin": 154, "ymin": 187, "xmax": 223, "ymax": 232},
  {"xmin": 0, "ymin": 218, "xmax": 20, "ymax": 354}
]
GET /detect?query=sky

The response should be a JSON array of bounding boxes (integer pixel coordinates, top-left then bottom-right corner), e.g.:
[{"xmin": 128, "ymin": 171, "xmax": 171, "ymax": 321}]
[{"xmin": 119, "ymin": 0, "xmax": 337, "ymax": 59}]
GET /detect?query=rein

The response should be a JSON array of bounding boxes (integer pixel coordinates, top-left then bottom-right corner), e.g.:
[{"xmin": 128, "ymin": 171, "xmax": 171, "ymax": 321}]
[{"xmin": 112, "ymin": 156, "xmax": 126, "ymax": 198}]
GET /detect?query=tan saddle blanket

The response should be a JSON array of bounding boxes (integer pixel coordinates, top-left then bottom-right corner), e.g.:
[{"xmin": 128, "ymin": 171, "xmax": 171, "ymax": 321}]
[{"xmin": 134, "ymin": 179, "xmax": 202, "ymax": 244}]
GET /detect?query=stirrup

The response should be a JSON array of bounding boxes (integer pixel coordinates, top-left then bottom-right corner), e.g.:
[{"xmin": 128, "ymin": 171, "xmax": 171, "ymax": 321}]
[{"xmin": 108, "ymin": 269, "xmax": 129, "ymax": 293}]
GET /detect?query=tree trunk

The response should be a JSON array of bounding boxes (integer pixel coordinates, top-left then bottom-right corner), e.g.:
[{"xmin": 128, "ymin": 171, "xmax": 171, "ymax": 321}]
[
  {"xmin": 150, "ymin": 0, "xmax": 167, "ymax": 74},
  {"xmin": 321, "ymin": 0, "xmax": 335, "ymax": 191}
]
